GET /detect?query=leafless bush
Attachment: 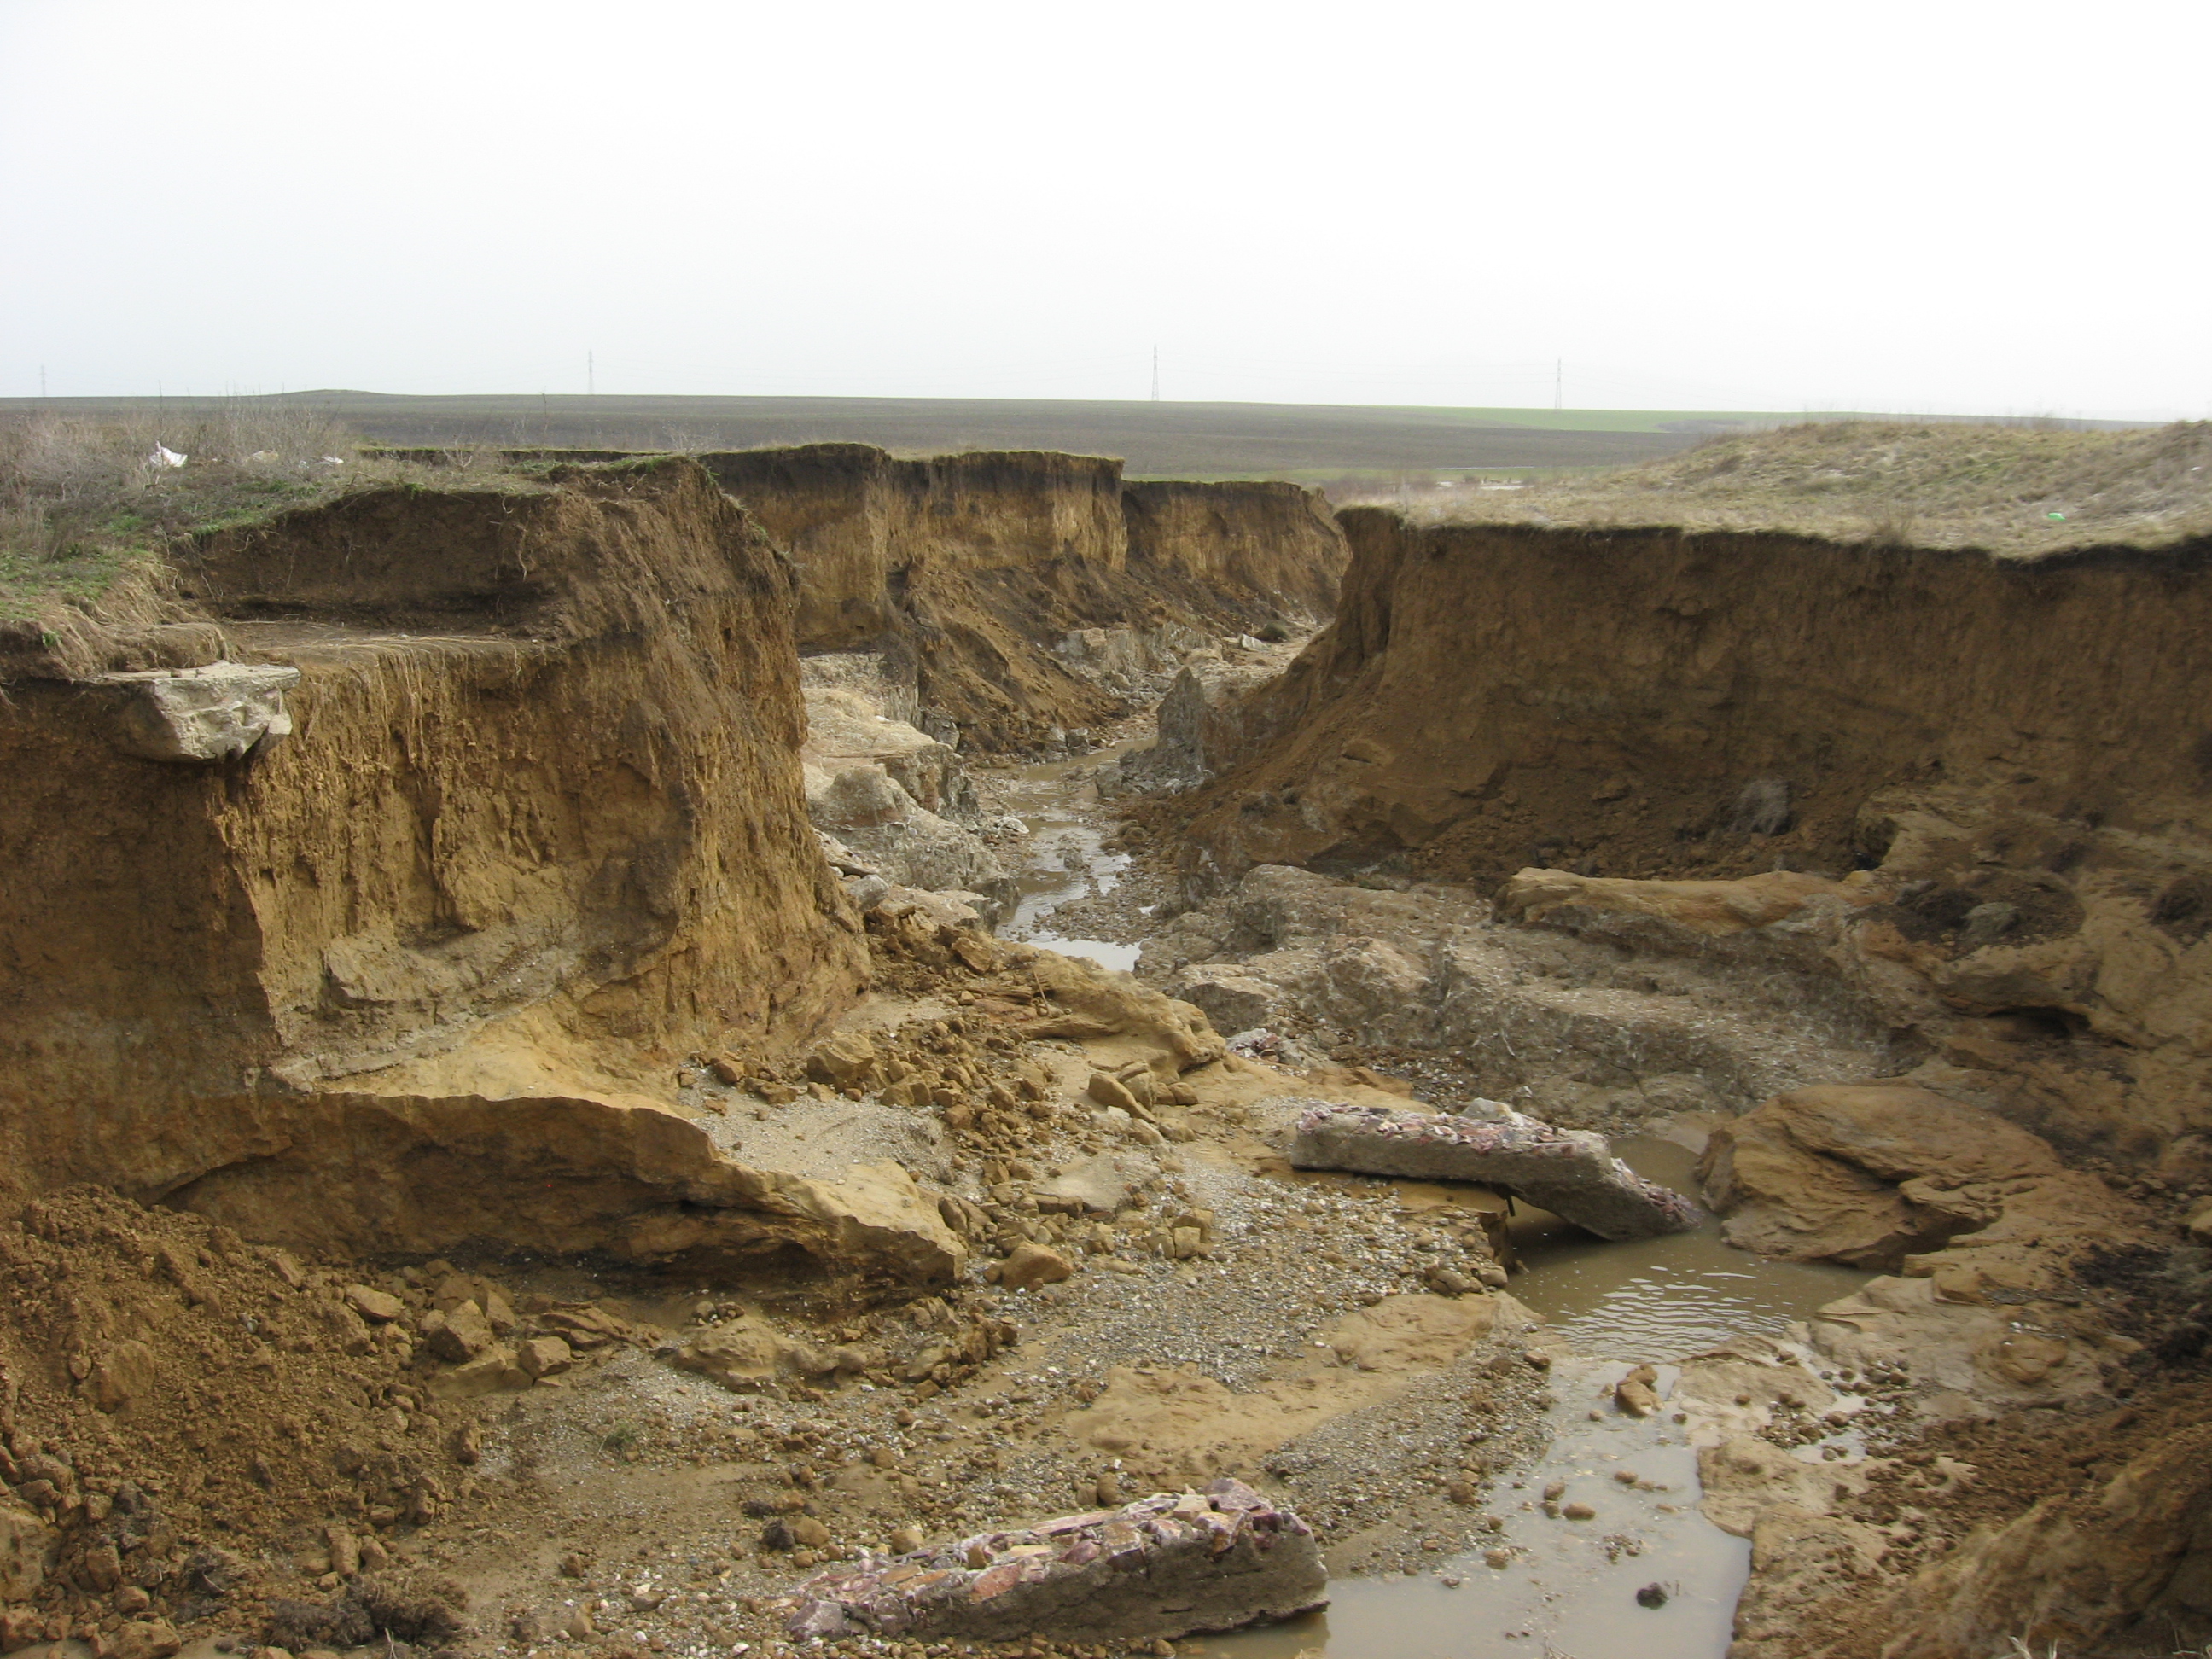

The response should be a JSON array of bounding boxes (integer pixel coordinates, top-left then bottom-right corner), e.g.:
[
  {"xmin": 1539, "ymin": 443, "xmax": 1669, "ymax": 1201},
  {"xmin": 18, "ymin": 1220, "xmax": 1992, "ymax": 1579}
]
[{"xmin": 1865, "ymin": 502, "xmax": 1918, "ymax": 546}]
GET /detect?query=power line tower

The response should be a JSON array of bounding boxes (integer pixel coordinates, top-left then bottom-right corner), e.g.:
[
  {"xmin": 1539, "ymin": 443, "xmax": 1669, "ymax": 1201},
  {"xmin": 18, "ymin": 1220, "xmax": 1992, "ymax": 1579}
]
[
  {"xmin": 1150, "ymin": 346, "xmax": 1160, "ymax": 403},
  {"xmin": 1554, "ymin": 358, "xmax": 1563, "ymax": 411}
]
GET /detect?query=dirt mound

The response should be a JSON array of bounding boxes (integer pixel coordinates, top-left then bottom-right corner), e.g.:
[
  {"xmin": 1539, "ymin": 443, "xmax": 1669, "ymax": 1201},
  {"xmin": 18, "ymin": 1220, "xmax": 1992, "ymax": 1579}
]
[{"xmin": 0, "ymin": 1188, "xmax": 484, "ymax": 1650}]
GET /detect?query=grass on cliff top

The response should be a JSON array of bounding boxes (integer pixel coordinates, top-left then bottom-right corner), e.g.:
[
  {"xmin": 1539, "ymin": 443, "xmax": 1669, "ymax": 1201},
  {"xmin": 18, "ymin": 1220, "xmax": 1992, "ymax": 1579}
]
[
  {"xmin": 1370, "ymin": 420, "xmax": 2212, "ymax": 557},
  {"xmin": 0, "ymin": 410, "xmax": 551, "ymax": 629}
]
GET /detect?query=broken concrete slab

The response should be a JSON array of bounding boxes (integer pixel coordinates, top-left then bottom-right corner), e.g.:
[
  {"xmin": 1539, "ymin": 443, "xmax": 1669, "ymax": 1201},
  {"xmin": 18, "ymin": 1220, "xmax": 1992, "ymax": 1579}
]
[
  {"xmin": 768, "ymin": 1478, "xmax": 1325, "ymax": 1645},
  {"xmin": 1288, "ymin": 1101, "xmax": 1702, "ymax": 1242}
]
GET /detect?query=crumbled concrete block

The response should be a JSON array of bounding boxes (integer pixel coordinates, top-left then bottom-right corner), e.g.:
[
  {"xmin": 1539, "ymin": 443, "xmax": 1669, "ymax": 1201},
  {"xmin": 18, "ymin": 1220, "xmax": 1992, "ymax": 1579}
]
[
  {"xmin": 767, "ymin": 1479, "xmax": 1326, "ymax": 1644},
  {"xmin": 1289, "ymin": 1101, "xmax": 1702, "ymax": 1241}
]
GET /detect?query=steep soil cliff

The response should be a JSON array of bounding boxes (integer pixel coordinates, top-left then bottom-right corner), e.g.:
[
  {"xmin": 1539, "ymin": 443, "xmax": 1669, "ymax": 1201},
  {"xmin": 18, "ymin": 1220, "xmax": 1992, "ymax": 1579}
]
[
  {"xmin": 704, "ymin": 445, "xmax": 1347, "ymax": 752},
  {"xmin": 1120, "ymin": 478, "xmax": 1346, "ymax": 618},
  {"xmin": 1185, "ymin": 509, "xmax": 2212, "ymax": 889},
  {"xmin": 1173, "ymin": 509, "xmax": 2212, "ymax": 1166},
  {"xmin": 0, "ymin": 459, "xmax": 898, "ymax": 1269}
]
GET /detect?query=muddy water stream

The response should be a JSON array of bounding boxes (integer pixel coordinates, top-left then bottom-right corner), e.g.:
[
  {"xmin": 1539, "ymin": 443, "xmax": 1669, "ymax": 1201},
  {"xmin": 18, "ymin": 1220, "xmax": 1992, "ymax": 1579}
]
[
  {"xmin": 994, "ymin": 741, "xmax": 1143, "ymax": 971},
  {"xmin": 995, "ymin": 748, "xmax": 1871, "ymax": 1659},
  {"xmin": 1184, "ymin": 1152, "xmax": 1867, "ymax": 1659}
]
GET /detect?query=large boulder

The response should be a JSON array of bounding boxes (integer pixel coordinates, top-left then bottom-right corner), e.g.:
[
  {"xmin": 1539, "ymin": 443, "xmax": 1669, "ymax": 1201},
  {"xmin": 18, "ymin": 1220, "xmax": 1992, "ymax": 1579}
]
[
  {"xmin": 1696, "ymin": 1083, "xmax": 2065, "ymax": 1270},
  {"xmin": 1112, "ymin": 650, "xmax": 1284, "ymax": 793},
  {"xmin": 101, "ymin": 661, "xmax": 299, "ymax": 763}
]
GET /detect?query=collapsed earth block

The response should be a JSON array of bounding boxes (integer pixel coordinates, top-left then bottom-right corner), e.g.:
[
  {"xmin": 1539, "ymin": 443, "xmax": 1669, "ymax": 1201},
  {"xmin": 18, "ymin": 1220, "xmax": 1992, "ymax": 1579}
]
[
  {"xmin": 1288, "ymin": 1101, "xmax": 1702, "ymax": 1241},
  {"xmin": 98, "ymin": 660, "xmax": 300, "ymax": 763},
  {"xmin": 770, "ymin": 1479, "xmax": 1326, "ymax": 1644}
]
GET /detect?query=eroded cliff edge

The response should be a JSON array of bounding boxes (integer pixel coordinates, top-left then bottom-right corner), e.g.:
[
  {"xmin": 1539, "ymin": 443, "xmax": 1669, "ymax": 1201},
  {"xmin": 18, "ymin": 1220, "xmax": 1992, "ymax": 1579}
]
[
  {"xmin": 1168, "ymin": 507, "xmax": 2212, "ymax": 1157},
  {"xmin": 1124, "ymin": 492, "xmax": 2212, "ymax": 1654},
  {"xmin": 0, "ymin": 458, "xmax": 909, "ymax": 1268},
  {"xmin": 705, "ymin": 445, "xmax": 1347, "ymax": 751},
  {"xmin": 1186, "ymin": 508, "xmax": 2212, "ymax": 886}
]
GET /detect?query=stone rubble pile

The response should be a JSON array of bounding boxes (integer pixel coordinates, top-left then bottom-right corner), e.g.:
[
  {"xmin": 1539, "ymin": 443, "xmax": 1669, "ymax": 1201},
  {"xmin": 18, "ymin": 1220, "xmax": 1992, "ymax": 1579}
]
[
  {"xmin": 766, "ymin": 1478, "xmax": 1327, "ymax": 1644},
  {"xmin": 1289, "ymin": 1102, "xmax": 1703, "ymax": 1242}
]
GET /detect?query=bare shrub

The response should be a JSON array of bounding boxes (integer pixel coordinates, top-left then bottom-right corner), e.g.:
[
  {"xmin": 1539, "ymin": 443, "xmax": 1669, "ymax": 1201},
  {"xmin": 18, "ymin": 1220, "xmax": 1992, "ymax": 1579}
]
[{"xmin": 1866, "ymin": 501, "xmax": 1918, "ymax": 546}]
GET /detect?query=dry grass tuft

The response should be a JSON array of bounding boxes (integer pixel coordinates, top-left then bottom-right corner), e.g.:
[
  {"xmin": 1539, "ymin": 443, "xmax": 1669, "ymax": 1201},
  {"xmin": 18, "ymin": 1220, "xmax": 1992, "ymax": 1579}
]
[{"xmin": 1353, "ymin": 420, "xmax": 2212, "ymax": 557}]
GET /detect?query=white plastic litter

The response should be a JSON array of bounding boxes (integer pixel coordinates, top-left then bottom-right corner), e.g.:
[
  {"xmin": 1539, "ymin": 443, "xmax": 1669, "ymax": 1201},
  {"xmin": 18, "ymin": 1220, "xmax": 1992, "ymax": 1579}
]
[{"xmin": 150, "ymin": 445, "xmax": 187, "ymax": 469}]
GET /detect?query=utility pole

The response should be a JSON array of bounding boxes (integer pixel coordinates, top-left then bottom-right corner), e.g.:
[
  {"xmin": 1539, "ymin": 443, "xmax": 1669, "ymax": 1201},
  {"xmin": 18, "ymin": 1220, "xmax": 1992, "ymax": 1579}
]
[
  {"xmin": 1554, "ymin": 358, "xmax": 1563, "ymax": 411},
  {"xmin": 1150, "ymin": 346, "xmax": 1160, "ymax": 403},
  {"xmin": 588, "ymin": 351, "xmax": 595, "ymax": 397},
  {"xmin": 38, "ymin": 366, "xmax": 46, "ymax": 400}
]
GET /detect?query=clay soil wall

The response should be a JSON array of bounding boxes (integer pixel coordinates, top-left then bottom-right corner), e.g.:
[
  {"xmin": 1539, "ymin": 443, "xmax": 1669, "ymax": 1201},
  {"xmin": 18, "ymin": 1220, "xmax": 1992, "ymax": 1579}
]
[
  {"xmin": 0, "ymin": 460, "xmax": 870, "ymax": 1243},
  {"xmin": 705, "ymin": 446, "xmax": 1348, "ymax": 751},
  {"xmin": 1176, "ymin": 509, "xmax": 2212, "ymax": 1159},
  {"xmin": 1121, "ymin": 479, "xmax": 1346, "ymax": 619},
  {"xmin": 1187, "ymin": 509, "xmax": 2212, "ymax": 886}
]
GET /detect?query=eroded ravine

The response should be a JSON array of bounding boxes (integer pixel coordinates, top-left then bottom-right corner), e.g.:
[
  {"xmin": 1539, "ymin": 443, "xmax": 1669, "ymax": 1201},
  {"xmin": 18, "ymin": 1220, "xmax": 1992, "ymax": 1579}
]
[
  {"xmin": 7, "ymin": 433, "xmax": 2209, "ymax": 1659},
  {"xmin": 990, "ymin": 727, "xmax": 1878, "ymax": 1659}
]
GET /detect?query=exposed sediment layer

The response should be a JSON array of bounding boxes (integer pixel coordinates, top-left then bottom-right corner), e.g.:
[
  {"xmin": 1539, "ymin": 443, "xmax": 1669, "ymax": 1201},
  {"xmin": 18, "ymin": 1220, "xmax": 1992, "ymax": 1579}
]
[
  {"xmin": 0, "ymin": 459, "xmax": 891, "ymax": 1268},
  {"xmin": 705, "ymin": 445, "xmax": 1347, "ymax": 750},
  {"xmin": 1174, "ymin": 510, "xmax": 2212, "ymax": 1161},
  {"xmin": 1185, "ymin": 509, "xmax": 2212, "ymax": 888}
]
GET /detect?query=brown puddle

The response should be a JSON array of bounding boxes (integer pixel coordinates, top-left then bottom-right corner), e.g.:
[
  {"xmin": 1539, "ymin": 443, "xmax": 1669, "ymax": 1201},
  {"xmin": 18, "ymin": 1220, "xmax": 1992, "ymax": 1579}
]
[
  {"xmin": 1505, "ymin": 1138, "xmax": 1868, "ymax": 1362},
  {"xmin": 1188, "ymin": 1142, "xmax": 1868, "ymax": 1659},
  {"xmin": 1180, "ymin": 1356, "xmax": 1746, "ymax": 1659}
]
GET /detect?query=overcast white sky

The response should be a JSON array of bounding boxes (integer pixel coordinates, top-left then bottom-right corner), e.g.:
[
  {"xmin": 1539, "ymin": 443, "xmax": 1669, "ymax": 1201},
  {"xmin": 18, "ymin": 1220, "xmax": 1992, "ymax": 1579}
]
[{"xmin": 3, "ymin": 0, "xmax": 2206, "ymax": 418}]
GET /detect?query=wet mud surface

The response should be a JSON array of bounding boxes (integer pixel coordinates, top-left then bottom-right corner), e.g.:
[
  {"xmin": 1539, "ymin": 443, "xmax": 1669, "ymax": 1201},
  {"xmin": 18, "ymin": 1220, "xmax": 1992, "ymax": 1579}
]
[
  {"xmin": 992, "ymin": 739, "xmax": 1144, "ymax": 972},
  {"xmin": 973, "ymin": 748, "xmax": 1880, "ymax": 1658}
]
